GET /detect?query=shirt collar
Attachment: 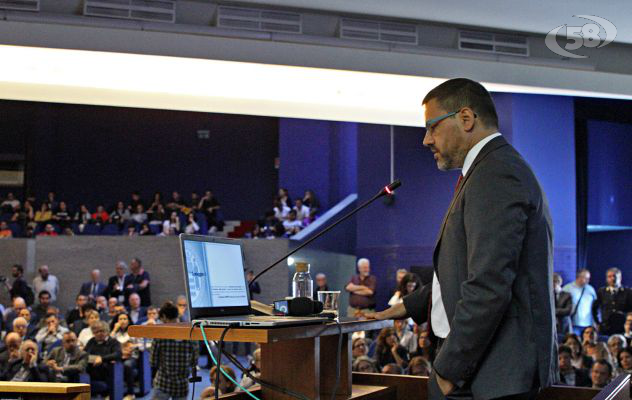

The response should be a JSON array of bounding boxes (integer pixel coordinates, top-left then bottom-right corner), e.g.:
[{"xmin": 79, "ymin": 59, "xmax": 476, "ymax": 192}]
[{"xmin": 461, "ymin": 132, "xmax": 502, "ymax": 176}]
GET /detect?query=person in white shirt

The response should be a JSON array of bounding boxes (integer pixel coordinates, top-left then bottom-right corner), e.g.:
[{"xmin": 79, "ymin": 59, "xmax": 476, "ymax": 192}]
[
  {"xmin": 273, "ymin": 198, "xmax": 291, "ymax": 221},
  {"xmin": 293, "ymin": 199, "xmax": 311, "ymax": 222},
  {"xmin": 282, "ymin": 210, "xmax": 303, "ymax": 235},
  {"xmin": 32, "ymin": 265, "xmax": 59, "ymax": 303}
]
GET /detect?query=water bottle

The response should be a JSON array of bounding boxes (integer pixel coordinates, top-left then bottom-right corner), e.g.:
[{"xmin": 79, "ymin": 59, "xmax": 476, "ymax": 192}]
[{"xmin": 292, "ymin": 262, "xmax": 313, "ymax": 298}]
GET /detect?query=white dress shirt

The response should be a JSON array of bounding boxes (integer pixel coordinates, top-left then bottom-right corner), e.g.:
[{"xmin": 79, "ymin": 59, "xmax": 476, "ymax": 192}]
[{"xmin": 431, "ymin": 132, "xmax": 502, "ymax": 338}]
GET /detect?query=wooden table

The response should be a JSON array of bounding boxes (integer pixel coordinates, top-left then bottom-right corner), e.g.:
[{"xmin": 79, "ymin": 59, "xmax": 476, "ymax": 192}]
[
  {"xmin": 129, "ymin": 318, "xmax": 390, "ymax": 400},
  {"xmin": 0, "ymin": 382, "xmax": 90, "ymax": 399}
]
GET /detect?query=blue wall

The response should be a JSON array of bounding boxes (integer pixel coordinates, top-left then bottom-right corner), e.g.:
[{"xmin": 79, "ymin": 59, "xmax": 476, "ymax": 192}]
[
  {"xmin": 586, "ymin": 230, "xmax": 632, "ymax": 290},
  {"xmin": 17, "ymin": 102, "xmax": 279, "ymax": 220},
  {"xmin": 495, "ymin": 93, "xmax": 577, "ymax": 284},
  {"xmin": 279, "ymin": 119, "xmax": 358, "ymax": 211},
  {"xmin": 587, "ymin": 120, "xmax": 632, "ymax": 227}
]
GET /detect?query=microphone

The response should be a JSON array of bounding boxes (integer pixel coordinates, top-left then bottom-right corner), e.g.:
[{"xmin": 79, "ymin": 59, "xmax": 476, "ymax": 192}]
[{"xmin": 250, "ymin": 179, "xmax": 401, "ymax": 284}]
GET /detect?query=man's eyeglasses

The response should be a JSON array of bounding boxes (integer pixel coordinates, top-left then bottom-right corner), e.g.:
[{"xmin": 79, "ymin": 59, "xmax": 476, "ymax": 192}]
[{"xmin": 425, "ymin": 111, "xmax": 458, "ymax": 135}]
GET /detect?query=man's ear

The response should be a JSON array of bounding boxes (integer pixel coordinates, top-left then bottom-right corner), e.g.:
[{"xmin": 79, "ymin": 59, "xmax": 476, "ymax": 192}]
[{"xmin": 459, "ymin": 107, "xmax": 477, "ymax": 132}]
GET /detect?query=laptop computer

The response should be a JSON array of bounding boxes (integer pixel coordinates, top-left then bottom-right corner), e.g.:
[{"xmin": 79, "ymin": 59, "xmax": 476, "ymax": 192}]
[{"xmin": 180, "ymin": 234, "xmax": 329, "ymax": 327}]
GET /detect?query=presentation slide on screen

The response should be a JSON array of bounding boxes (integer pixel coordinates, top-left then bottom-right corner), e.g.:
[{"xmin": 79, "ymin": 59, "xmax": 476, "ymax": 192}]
[{"xmin": 184, "ymin": 240, "xmax": 249, "ymax": 308}]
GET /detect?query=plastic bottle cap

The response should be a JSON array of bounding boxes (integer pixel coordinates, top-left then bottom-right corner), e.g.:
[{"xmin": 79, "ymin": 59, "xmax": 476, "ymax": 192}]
[{"xmin": 295, "ymin": 262, "xmax": 309, "ymax": 272}]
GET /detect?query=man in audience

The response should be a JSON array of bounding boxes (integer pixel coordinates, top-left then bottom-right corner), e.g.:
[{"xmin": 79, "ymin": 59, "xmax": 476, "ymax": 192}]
[
  {"xmin": 32, "ymin": 290, "xmax": 53, "ymax": 323},
  {"xmin": 563, "ymin": 268, "xmax": 597, "ymax": 336},
  {"xmin": 32, "ymin": 264, "xmax": 60, "ymax": 303},
  {"xmin": 554, "ymin": 273, "xmax": 573, "ymax": 334},
  {"xmin": 127, "ymin": 292, "xmax": 147, "ymax": 324},
  {"xmin": 607, "ymin": 335, "xmax": 626, "ymax": 367},
  {"xmin": 176, "ymin": 295, "xmax": 189, "ymax": 323},
  {"xmin": 625, "ymin": 312, "xmax": 632, "ymax": 345},
  {"xmin": 592, "ymin": 267, "xmax": 632, "ymax": 335},
  {"xmin": 124, "ymin": 257, "xmax": 151, "ymax": 307},
  {"xmin": 3, "ymin": 264, "xmax": 33, "ymax": 305},
  {"xmin": 313, "ymin": 273, "xmax": 329, "ymax": 300},
  {"xmin": 95, "ymin": 295, "xmax": 109, "ymax": 320},
  {"xmin": 85, "ymin": 320, "xmax": 122, "ymax": 389},
  {"xmin": 1, "ymin": 340, "xmax": 46, "ymax": 382},
  {"xmin": 13, "ymin": 317, "xmax": 36, "ymax": 341},
  {"xmin": 590, "ymin": 360, "xmax": 612, "ymax": 389},
  {"xmin": 35, "ymin": 313, "xmax": 69, "ymax": 358},
  {"xmin": 131, "ymin": 204, "xmax": 148, "ymax": 226},
  {"xmin": 79, "ymin": 269, "xmax": 107, "ymax": 301},
  {"xmin": 1, "ymin": 192, "xmax": 20, "ymax": 212},
  {"xmin": 246, "ymin": 270, "xmax": 261, "ymax": 300},
  {"xmin": 52, "ymin": 201, "xmax": 72, "ymax": 230},
  {"xmin": 106, "ymin": 261, "xmax": 128, "ymax": 304},
  {"xmin": 38, "ymin": 223, "xmax": 59, "ymax": 236},
  {"xmin": 142, "ymin": 307, "xmax": 160, "ymax": 325},
  {"xmin": 46, "ymin": 331, "xmax": 88, "ymax": 383},
  {"xmin": 150, "ymin": 301, "xmax": 199, "ymax": 400},
  {"xmin": 4, "ymin": 296, "xmax": 28, "ymax": 330},
  {"xmin": 0, "ymin": 332, "xmax": 22, "ymax": 371},
  {"xmin": 66, "ymin": 294, "xmax": 89, "ymax": 328},
  {"xmin": 558, "ymin": 345, "xmax": 591, "ymax": 387},
  {"xmin": 282, "ymin": 210, "xmax": 303, "ymax": 235},
  {"xmin": 345, "ymin": 258, "xmax": 377, "ymax": 317},
  {"xmin": 293, "ymin": 198, "xmax": 311, "ymax": 222}
]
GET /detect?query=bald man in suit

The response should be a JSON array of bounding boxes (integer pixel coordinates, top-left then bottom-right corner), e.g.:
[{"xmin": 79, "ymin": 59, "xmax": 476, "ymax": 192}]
[{"xmin": 369, "ymin": 78, "xmax": 557, "ymax": 400}]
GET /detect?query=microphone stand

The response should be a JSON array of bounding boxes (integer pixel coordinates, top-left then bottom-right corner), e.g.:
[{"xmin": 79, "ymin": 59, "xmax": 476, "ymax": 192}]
[{"xmin": 250, "ymin": 180, "xmax": 401, "ymax": 284}]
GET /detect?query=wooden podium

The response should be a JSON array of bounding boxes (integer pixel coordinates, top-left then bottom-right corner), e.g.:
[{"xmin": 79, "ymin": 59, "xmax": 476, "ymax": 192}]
[{"xmin": 130, "ymin": 318, "xmax": 391, "ymax": 400}]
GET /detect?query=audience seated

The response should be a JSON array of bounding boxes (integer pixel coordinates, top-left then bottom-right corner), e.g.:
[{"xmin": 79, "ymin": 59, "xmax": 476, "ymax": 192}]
[
  {"xmin": 110, "ymin": 312, "xmax": 140, "ymax": 398},
  {"xmin": 35, "ymin": 313, "xmax": 69, "ymax": 359},
  {"xmin": 201, "ymin": 365, "xmax": 237, "ymax": 399},
  {"xmin": 127, "ymin": 293, "xmax": 147, "ymax": 325},
  {"xmin": 84, "ymin": 320, "xmax": 122, "ymax": 393},
  {"xmin": 374, "ymin": 327, "xmax": 409, "ymax": 371},
  {"xmin": 1, "ymin": 340, "xmax": 47, "ymax": 382},
  {"xmin": 0, "ymin": 332, "xmax": 22, "ymax": 372},
  {"xmin": 590, "ymin": 359, "xmax": 613, "ymax": 389},
  {"xmin": 78, "ymin": 310, "xmax": 101, "ymax": 348},
  {"xmin": 558, "ymin": 345, "xmax": 591, "ymax": 387},
  {"xmin": 352, "ymin": 355, "xmax": 377, "ymax": 373},
  {"xmin": 66, "ymin": 294, "xmax": 89, "ymax": 329},
  {"xmin": 616, "ymin": 347, "xmax": 632, "ymax": 376},
  {"xmin": 45, "ymin": 331, "xmax": 88, "ymax": 383}
]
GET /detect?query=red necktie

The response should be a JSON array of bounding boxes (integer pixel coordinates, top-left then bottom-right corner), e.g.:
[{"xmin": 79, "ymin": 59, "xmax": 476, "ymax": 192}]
[{"xmin": 455, "ymin": 174, "xmax": 464, "ymax": 193}]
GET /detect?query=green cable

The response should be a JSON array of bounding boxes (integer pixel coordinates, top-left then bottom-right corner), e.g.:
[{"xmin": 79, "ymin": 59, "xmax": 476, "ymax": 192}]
[{"xmin": 200, "ymin": 325, "xmax": 262, "ymax": 400}]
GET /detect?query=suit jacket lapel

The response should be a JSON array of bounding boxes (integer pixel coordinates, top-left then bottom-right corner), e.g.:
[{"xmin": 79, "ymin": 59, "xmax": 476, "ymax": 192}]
[{"xmin": 432, "ymin": 136, "xmax": 510, "ymax": 273}]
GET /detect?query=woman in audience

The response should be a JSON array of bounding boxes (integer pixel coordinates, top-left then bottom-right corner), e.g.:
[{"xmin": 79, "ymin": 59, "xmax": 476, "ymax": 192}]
[
  {"xmin": 74, "ymin": 204, "xmax": 92, "ymax": 232},
  {"xmin": 273, "ymin": 197, "xmax": 290, "ymax": 221},
  {"xmin": 302, "ymin": 190, "xmax": 319, "ymax": 214},
  {"xmin": 410, "ymin": 324, "xmax": 435, "ymax": 363},
  {"xmin": 352, "ymin": 356, "xmax": 377, "ymax": 373},
  {"xmin": 92, "ymin": 205, "xmax": 109, "ymax": 225},
  {"xmin": 616, "ymin": 347, "xmax": 632, "ymax": 376},
  {"xmin": 130, "ymin": 204, "xmax": 148, "ymax": 227},
  {"xmin": 352, "ymin": 338, "xmax": 368, "ymax": 362},
  {"xmin": 374, "ymin": 327, "xmax": 409, "ymax": 371},
  {"xmin": 564, "ymin": 333, "xmax": 593, "ymax": 370},
  {"xmin": 148, "ymin": 204, "xmax": 166, "ymax": 228},
  {"xmin": 109, "ymin": 313, "xmax": 140, "ymax": 398},
  {"xmin": 278, "ymin": 188, "xmax": 291, "ymax": 208},
  {"xmin": 147, "ymin": 192, "xmax": 163, "ymax": 215},
  {"xmin": 78, "ymin": 309, "xmax": 101, "ymax": 348},
  {"xmin": 11, "ymin": 200, "xmax": 35, "ymax": 229},
  {"xmin": 161, "ymin": 211, "xmax": 180, "ymax": 235},
  {"xmin": 184, "ymin": 213, "xmax": 200, "ymax": 234},
  {"xmin": 1, "ymin": 340, "xmax": 46, "ymax": 382},
  {"xmin": 52, "ymin": 201, "xmax": 72, "ymax": 230},
  {"xmin": 408, "ymin": 356, "xmax": 432, "ymax": 377},
  {"xmin": 201, "ymin": 365, "xmax": 237, "ymax": 399},
  {"xmin": 608, "ymin": 335, "xmax": 627, "ymax": 367},
  {"xmin": 388, "ymin": 272, "xmax": 421, "ymax": 306},
  {"xmin": 589, "ymin": 342, "xmax": 616, "ymax": 369},
  {"xmin": 110, "ymin": 201, "xmax": 131, "ymax": 228},
  {"xmin": 34, "ymin": 203, "xmax": 52, "ymax": 224},
  {"xmin": 138, "ymin": 223, "xmax": 152, "ymax": 236}
]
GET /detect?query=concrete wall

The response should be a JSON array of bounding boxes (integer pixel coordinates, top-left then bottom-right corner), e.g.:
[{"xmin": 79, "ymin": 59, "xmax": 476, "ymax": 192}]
[{"xmin": 0, "ymin": 237, "xmax": 292, "ymax": 313}]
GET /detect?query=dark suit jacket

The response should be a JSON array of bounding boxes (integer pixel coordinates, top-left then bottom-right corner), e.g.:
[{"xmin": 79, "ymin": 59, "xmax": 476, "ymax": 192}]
[
  {"xmin": 559, "ymin": 367, "xmax": 591, "ymax": 387},
  {"xmin": 403, "ymin": 136, "xmax": 557, "ymax": 399},
  {"xmin": 79, "ymin": 282, "xmax": 107, "ymax": 298},
  {"xmin": 592, "ymin": 286, "xmax": 632, "ymax": 334},
  {"xmin": 105, "ymin": 275, "xmax": 126, "ymax": 301},
  {"xmin": 127, "ymin": 306, "xmax": 147, "ymax": 325},
  {"xmin": 556, "ymin": 291, "xmax": 573, "ymax": 334}
]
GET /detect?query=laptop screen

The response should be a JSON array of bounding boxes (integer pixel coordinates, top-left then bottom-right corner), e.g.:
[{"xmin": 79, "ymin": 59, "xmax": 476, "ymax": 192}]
[{"xmin": 181, "ymin": 235, "xmax": 250, "ymax": 316}]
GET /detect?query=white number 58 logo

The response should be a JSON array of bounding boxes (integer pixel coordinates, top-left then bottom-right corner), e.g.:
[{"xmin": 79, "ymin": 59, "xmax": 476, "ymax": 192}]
[{"xmin": 545, "ymin": 15, "xmax": 617, "ymax": 58}]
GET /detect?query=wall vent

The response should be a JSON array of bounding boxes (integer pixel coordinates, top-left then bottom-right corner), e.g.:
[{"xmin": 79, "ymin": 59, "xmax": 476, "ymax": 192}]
[
  {"xmin": 459, "ymin": 30, "xmax": 529, "ymax": 56},
  {"xmin": 216, "ymin": 6, "xmax": 302, "ymax": 34},
  {"xmin": 84, "ymin": 0, "xmax": 176, "ymax": 23},
  {"xmin": 339, "ymin": 18, "xmax": 418, "ymax": 45},
  {"xmin": 0, "ymin": 0, "xmax": 39, "ymax": 11}
]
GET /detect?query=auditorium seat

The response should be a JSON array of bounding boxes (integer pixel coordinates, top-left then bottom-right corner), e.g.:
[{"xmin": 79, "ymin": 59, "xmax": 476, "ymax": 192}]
[
  {"xmin": 101, "ymin": 224, "xmax": 121, "ymax": 235},
  {"xmin": 81, "ymin": 224, "xmax": 101, "ymax": 235}
]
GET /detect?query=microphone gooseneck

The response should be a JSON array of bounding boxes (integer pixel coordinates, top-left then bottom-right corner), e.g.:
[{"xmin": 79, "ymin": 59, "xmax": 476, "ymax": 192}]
[{"xmin": 250, "ymin": 180, "xmax": 401, "ymax": 284}]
